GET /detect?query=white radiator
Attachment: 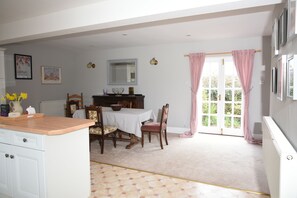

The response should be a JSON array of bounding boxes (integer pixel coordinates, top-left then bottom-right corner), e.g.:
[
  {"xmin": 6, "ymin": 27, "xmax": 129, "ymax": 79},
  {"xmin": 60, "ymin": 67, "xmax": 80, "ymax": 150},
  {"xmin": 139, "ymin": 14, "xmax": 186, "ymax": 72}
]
[
  {"xmin": 40, "ymin": 99, "xmax": 66, "ymax": 116},
  {"xmin": 262, "ymin": 116, "xmax": 297, "ymax": 198}
]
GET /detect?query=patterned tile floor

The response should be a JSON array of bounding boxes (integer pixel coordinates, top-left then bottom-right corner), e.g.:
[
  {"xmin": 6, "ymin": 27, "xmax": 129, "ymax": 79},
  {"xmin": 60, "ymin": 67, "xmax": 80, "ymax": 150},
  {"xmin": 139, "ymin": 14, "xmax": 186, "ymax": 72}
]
[{"xmin": 90, "ymin": 161, "xmax": 270, "ymax": 198}]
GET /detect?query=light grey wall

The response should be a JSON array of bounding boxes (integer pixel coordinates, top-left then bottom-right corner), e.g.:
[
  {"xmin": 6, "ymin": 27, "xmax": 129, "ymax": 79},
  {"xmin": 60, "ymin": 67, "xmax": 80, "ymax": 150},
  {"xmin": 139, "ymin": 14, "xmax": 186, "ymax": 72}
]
[
  {"xmin": 4, "ymin": 44, "xmax": 76, "ymax": 112},
  {"xmin": 3, "ymin": 36, "xmax": 268, "ymax": 134},
  {"xmin": 71, "ymin": 36, "xmax": 265, "ymax": 133},
  {"xmin": 262, "ymin": 36, "xmax": 272, "ymax": 118},
  {"xmin": 270, "ymin": 3, "xmax": 297, "ymax": 150}
]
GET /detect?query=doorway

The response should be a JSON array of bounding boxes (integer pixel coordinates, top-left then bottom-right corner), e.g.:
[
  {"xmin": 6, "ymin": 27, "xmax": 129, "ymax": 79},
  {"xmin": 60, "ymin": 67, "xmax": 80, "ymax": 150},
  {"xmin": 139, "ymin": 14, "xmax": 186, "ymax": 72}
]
[{"xmin": 198, "ymin": 56, "xmax": 243, "ymax": 136}]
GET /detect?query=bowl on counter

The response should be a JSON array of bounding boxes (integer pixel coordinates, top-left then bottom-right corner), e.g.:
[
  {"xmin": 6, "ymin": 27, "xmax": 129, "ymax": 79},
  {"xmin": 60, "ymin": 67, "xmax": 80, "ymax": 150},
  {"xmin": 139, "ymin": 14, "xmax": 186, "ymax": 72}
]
[{"xmin": 110, "ymin": 104, "xmax": 122, "ymax": 111}]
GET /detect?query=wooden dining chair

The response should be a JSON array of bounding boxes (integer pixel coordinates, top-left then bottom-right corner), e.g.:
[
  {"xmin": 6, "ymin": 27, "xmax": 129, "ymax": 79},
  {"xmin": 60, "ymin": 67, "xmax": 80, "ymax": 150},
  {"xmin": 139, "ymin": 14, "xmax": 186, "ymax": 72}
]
[
  {"xmin": 66, "ymin": 100, "xmax": 79, "ymax": 118},
  {"xmin": 85, "ymin": 105, "xmax": 118, "ymax": 154},
  {"xmin": 141, "ymin": 104, "xmax": 169, "ymax": 149},
  {"xmin": 66, "ymin": 93, "xmax": 83, "ymax": 117}
]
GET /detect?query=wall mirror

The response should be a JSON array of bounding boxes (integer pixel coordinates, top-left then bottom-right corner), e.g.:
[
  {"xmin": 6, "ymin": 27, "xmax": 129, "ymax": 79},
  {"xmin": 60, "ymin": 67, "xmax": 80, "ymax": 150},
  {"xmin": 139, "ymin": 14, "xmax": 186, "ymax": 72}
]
[{"xmin": 107, "ymin": 59, "xmax": 137, "ymax": 85}]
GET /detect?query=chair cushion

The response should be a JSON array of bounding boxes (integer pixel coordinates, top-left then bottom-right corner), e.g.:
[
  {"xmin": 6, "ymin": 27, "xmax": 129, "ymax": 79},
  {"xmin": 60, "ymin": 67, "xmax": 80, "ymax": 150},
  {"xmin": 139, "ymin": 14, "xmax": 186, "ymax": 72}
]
[
  {"xmin": 141, "ymin": 122, "xmax": 161, "ymax": 132},
  {"xmin": 89, "ymin": 125, "xmax": 117, "ymax": 135}
]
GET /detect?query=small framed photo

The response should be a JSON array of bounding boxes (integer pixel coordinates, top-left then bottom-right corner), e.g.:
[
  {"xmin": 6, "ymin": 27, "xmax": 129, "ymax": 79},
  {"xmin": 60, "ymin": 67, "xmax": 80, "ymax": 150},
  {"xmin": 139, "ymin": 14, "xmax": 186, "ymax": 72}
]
[
  {"xmin": 287, "ymin": 55, "xmax": 297, "ymax": 99},
  {"xmin": 14, "ymin": 54, "xmax": 32, "ymax": 79},
  {"xmin": 41, "ymin": 66, "xmax": 62, "ymax": 84},
  {"xmin": 278, "ymin": 8, "xmax": 288, "ymax": 47},
  {"xmin": 272, "ymin": 67, "xmax": 277, "ymax": 93},
  {"xmin": 272, "ymin": 18, "xmax": 279, "ymax": 56},
  {"xmin": 287, "ymin": 0, "xmax": 297, "ymax": 40},
  {"xmin": 277, "ymin": 55, "xmax": 287, "ymax": 101}
]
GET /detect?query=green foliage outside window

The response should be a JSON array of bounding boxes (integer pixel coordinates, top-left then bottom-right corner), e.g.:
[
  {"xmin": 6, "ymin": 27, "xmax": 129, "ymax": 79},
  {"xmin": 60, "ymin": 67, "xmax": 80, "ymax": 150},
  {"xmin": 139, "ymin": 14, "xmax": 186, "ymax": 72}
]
[
  {"xmin": 210, "ymin": 116, "xmax": 217, "ymax": 126},
  {"xmin": 202, "ymin": 89, "xmax": 209, "ymax": 101},
  {"xmin": 234, "ymin": 90, "xmax": 242, "ymax": 101},
  {"xmin": 234, "ymin": 117, "xmax": 241, "ymax": 128},
  {"xmin": 211, "ymin": 90, "xmax": 218, "ymax": 101},
  {"xmin": 202, "ymin": 115, "xmax": 209, "ymax": 126},
  {"xmin": 202, "ymin": 103, "xmax": 209, "ymax": 114},
  {"xmin": 201, "ymin": 71, "xmax": 242, "ymax": 130},
  {"xmin": 225, "ymin": 117, "xmax": 231, "ymax": 128},
  {"xmin": 210, "ymin": 103, "xmax": 217, "ymax": 114},
  {"xmin": 234, "ymin": 103, "xmax": 241, "ymax": 115}
]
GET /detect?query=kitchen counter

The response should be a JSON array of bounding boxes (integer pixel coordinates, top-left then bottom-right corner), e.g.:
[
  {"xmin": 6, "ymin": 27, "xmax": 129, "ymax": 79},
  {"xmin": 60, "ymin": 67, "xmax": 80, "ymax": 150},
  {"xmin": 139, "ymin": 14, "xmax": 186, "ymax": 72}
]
[
  {"xmin": 0, "ymin": 114, "xmax": 93, "ymax": 198},
  {"xmin": 0, "ymin": 115, "xmax": 94, "ymax": 135}
]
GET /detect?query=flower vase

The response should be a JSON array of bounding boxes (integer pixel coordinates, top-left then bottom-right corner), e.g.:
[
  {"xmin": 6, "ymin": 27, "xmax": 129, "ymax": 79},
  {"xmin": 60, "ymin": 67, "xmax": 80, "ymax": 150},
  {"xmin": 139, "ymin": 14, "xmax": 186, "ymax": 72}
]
[{"xmin": 9, "ymin": 101, "xmax": 23, "ymax": 114}]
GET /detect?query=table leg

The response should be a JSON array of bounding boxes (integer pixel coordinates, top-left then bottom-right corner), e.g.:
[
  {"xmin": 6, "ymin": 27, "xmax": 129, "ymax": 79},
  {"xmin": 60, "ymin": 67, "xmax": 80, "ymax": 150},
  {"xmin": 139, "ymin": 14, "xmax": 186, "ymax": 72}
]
[
  {"xmin": 113, "ymin": 131, "xmax": 139, "ymax": 149},
  {"xmin": 125, "ymin": 134, "xmax": 139, "ymax": 149}
]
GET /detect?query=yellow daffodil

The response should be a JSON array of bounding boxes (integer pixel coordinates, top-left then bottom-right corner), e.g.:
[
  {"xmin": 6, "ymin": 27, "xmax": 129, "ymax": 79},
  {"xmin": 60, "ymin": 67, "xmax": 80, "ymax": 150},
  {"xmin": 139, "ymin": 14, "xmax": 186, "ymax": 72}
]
[
  {"xmin": 6, "ymin": 93, "xmax": 16, "ymax": 101},
  {"xmin": 2, "ymin": 92, "xmax": 28, "ymax": 102},
  {"xmin": 12, "ymin": 93, "xmax": 17, "ymax": 100},
  {"xmin": 20, "ymin": 92, "xmax": 27, "ymax": 100}
]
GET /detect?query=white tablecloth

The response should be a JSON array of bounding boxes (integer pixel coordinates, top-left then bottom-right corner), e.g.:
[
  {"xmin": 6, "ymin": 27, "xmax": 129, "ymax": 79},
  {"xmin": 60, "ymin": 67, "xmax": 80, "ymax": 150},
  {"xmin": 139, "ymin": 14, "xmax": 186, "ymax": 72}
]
[{"xmin": 73, "ymin": 107, "xmax": 156, "ymax": 137}]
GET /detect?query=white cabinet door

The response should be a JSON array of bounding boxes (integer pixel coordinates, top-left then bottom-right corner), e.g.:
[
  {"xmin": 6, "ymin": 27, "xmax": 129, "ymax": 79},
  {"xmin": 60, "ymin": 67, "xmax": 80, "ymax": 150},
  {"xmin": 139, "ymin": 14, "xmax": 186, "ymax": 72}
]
[
  {"xmin": 0, "ymin": 144, "xmax": 13, "ymax": 197},
  {"xmin": 12, "ymin": 146, "xmax": 45, "ymax": 198}
]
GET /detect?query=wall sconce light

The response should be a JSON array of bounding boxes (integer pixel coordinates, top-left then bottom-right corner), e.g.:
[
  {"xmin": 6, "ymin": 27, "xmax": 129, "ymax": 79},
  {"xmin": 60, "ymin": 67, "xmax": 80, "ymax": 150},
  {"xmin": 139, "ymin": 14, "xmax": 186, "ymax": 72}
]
[
  {"xmin": 150, "ymin": 58, "xmax": 158, "ymax": 65},
  {"xmin": 87, "ymin": 62, "xmax": 96, "ymax": 68}
]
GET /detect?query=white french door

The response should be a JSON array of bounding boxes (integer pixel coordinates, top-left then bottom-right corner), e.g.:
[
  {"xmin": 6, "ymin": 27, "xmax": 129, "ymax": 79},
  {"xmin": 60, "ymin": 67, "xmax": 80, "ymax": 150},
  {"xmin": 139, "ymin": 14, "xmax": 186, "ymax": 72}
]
[{"xmin": 198, "ymin": 56, "xmax": 243, "ymax": 136}]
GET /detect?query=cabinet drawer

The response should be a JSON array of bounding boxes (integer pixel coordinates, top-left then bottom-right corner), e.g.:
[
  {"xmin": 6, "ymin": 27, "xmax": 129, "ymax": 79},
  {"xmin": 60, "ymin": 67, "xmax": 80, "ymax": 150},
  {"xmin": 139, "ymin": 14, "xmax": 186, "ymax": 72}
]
[
  {"xmin": 0, "ymin": 129, "xmax": 12, "ymax": 144},
  {"xmin": 12, "ymin": 132, "xmax": 44, "ymax": 150}
]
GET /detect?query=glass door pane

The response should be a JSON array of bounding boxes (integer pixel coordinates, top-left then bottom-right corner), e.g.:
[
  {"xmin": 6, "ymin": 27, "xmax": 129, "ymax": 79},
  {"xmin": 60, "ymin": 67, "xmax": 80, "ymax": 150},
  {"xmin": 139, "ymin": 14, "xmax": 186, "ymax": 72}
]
[
  {"xmin": 198, "ymin": 56, "xmax": 243, "ymax": 136},
  {"xmin": 222, "ymin": 58, "xmax": 243, "ymax": 136},
  {"xmin": 199, "ymin": 58, "xmax": 220, "ymax": 134}
]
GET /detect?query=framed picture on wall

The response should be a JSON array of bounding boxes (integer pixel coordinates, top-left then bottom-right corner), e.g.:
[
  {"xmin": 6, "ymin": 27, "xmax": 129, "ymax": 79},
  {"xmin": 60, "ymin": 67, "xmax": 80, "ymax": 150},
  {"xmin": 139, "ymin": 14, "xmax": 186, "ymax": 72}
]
[
  {"xmin": 278, "ymin": 8, "xmax": 288, "ymax": 47},
  {"xmin": 14, "ymin": 54, "xmax": 32, "ymax": 79},
  {"xmin": 287, "ymin": 55, "xmax": 297, "ymax": 99},
  {"xmin": 272, "ymin": 67, "xmax": 277, "ymax": 93},
  {"xmin": 287, "ymin": 0, "xmax": 297, "ymax": 40},
  {"xmin": 41, "ymin": 66, "xmax": 62, "ymax": 84},
  {"xmin": 272, "ymin": 18, "xmax": 279, "ymax": 56},
  {"xmin": 277, "ymin": 55, "xmax": 287, "ymax": 101}
]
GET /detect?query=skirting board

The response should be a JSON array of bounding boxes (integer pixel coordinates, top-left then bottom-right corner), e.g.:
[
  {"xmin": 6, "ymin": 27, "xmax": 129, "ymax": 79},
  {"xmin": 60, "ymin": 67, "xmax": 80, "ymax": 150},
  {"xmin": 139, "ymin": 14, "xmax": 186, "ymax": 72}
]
[
  {"xmin": 168, "ymin": 127, "xmax": 262, "ymax": 139},
  {"xmin": 167, "ymin": 127, "xmax": 189, "ymax": 134}
]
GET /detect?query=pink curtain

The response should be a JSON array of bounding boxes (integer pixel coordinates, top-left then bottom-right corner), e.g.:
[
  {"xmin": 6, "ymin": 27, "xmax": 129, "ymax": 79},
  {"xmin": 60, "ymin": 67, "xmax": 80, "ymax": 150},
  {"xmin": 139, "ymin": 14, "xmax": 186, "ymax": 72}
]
[
  {"xmin": 180, "ymin": 53, "xmax": 205, "ymax": 138},
  {"xmin": 232, "ymin": 49, "xmax": 261, "ymax": 144}
]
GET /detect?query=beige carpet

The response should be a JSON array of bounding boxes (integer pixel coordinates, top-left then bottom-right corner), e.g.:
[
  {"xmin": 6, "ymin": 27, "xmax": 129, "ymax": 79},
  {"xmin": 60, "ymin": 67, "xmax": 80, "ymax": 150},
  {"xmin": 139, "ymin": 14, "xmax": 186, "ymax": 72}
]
[{"xmin": 90, "ymin": 133, "xmax": 269, "ymax": 194}]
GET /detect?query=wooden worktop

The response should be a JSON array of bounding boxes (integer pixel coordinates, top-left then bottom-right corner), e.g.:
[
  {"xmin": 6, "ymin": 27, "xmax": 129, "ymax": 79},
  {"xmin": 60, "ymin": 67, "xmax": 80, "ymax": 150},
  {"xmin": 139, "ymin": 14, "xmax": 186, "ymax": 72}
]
[{"xmin": 0, "ymin": 115, "xmax": 94, "ymax": 135}]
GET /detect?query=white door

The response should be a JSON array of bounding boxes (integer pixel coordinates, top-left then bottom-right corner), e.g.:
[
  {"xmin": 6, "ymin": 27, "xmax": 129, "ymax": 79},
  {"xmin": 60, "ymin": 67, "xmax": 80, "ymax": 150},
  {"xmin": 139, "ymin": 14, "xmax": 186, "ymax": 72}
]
[
  {"xmin": 12, "ymin": 146, "xmax": 45, "ymax": 198},
  {"xmin": 198, "ymin": 56, "xmax": 244, "ymax": 136},
  {"xmin": 0, "ymin": 143, "xmax": 13, "ymax": 197}
]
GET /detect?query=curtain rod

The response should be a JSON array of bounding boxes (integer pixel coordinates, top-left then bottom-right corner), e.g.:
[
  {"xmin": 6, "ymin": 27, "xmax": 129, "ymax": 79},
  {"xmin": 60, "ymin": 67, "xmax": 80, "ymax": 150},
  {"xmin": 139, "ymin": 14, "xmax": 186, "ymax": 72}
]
[{"xmin": 184, "ymin": 49, "xmax": 262, "ymax": 57}]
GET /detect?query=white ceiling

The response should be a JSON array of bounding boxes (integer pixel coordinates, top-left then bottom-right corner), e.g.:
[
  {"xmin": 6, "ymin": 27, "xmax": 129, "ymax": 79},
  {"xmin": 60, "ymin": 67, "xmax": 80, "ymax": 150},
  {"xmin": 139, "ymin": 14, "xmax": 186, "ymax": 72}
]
[
  {"xmin": 0, "ymin": 0, "xmax": 281, "ymax": 51},
  {"xmin": 0, "ymin": 0, "xmax": 105, "ymax": 25}
]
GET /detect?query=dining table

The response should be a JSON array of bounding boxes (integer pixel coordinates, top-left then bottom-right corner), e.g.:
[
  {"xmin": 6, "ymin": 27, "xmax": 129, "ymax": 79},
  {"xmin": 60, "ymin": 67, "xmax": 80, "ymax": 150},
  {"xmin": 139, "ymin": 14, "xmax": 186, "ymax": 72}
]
[{"xmin": 73, "ymin": 107, "xmax": 156, "ymax": 148}]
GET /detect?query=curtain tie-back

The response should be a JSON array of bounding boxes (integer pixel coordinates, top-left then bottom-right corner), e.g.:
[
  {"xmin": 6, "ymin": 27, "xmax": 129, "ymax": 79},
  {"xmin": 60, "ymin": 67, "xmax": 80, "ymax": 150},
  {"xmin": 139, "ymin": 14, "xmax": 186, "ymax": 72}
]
[
  {"xmin": 191, "ymin": 89, "xmax": 197, "ymax": 94},
  {"xmin": 244, "ymin": 86, "xmax": 254, "ymax": 96}
]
